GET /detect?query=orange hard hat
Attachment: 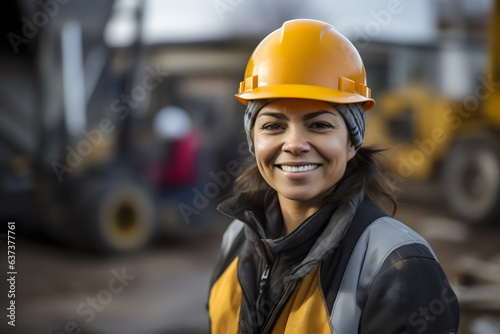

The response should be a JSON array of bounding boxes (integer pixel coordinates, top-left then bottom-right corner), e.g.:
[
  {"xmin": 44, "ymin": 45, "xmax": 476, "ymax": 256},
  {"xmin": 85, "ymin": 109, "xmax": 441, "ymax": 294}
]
[{"xmin": 235, "ymin": 19, "xmax": 375, "ymax": 110}]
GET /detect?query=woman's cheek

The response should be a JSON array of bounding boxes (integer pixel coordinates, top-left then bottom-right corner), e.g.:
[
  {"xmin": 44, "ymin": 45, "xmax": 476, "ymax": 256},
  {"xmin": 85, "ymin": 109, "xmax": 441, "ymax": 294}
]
[{"xmin": 254, "ymin": 136, "xmax": 275, "ymax": 156}]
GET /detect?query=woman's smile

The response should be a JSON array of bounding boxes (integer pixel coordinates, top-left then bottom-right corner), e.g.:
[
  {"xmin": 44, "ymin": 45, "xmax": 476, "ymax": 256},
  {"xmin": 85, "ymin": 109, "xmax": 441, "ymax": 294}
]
[
  {"xmin": 277, "ymin": 164, "xmax": 321, "ymax": 173},
  {"xmin": 275, "ymin": 163, "xmax": 322, "ymax": 181}
]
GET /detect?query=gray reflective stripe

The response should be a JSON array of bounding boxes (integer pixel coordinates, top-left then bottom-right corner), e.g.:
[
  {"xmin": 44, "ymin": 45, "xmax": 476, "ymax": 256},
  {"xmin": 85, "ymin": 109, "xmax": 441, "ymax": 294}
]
[
  {"xmin": 220, "ymin": 220, "xmax": 245, "ymax": 258},
  {"xmin": 330, "ymin": 217, "xmax": 435, "ymax": 334}
]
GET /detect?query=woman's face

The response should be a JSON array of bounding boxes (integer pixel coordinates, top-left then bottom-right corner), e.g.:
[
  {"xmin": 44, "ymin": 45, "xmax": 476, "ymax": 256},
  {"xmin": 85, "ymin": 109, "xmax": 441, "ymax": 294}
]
[{"xmin": 253, "ymin": 98, "xmax": 356, "ymax": 206}]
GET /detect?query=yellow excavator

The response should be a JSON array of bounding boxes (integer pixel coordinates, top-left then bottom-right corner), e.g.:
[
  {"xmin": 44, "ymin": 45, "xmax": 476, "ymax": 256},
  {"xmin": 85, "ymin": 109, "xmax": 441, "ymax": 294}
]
[{"xmin": 365, "ymin": 0, "xmax": 500, "ymax": 224}]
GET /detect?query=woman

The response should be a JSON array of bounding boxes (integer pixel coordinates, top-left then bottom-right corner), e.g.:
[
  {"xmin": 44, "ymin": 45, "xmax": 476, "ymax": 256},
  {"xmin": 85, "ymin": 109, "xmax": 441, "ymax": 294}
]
[{"xmin": 208, "ymin": 19, "xmax": 459, "ymax": 334}]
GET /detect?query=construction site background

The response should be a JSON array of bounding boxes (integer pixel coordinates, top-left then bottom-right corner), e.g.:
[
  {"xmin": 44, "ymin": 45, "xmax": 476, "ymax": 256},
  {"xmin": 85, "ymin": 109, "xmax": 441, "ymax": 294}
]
[{"xmin": 0, "ymin": 0, "xmax": 499, "ymax": 333}]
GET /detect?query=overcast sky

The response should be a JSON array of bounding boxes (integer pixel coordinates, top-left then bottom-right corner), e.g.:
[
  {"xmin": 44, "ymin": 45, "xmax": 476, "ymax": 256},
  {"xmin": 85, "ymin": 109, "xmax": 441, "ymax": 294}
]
[{"xmin": 105, "ymin": 0, "xmax": 492, "ymax": 46}]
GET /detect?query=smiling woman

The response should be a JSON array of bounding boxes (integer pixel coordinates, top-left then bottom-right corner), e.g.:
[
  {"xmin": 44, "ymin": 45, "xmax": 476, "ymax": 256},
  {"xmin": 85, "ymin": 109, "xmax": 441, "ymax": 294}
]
[
  {"xmin": 253, "ymin": 99, "xmax": 356, "ymax": 235},
  {"xmin": 208, "ymin": 19, "xmax": 459, "ymax": 334}
]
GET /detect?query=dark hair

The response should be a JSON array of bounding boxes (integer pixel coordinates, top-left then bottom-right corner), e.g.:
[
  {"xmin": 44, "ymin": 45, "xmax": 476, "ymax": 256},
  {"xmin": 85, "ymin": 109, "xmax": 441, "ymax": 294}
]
[{"xmin": 232, "ymin": 146, "xmax": 398, "ymax": 215}]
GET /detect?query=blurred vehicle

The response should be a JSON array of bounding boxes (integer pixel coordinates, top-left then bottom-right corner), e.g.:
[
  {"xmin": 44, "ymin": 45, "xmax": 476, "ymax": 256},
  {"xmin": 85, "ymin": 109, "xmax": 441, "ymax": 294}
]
[
  {"xmin": 0, "ymin": 0, "xmax": 159, "ymax": 253},
  {"xmin": 0, "ymin": 0, "xmax": 252, "ymax": 253},
  {"xmin": 364, "ymin": 0, "xmax": 500, "ymax": 224}
]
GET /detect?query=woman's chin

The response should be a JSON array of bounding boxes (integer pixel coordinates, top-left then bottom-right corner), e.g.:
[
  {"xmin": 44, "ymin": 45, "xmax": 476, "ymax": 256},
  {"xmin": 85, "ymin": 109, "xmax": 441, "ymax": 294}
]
[{"xmin": 277, "ymin": 189, "xmax": 322, "ymax": 203}]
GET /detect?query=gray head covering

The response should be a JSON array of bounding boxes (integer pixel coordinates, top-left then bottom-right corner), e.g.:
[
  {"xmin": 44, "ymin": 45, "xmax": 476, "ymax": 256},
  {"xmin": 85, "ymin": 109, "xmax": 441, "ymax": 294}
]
[{"xmin": 244, "ymin": 100, "xmax": 366, "ymax": 156}]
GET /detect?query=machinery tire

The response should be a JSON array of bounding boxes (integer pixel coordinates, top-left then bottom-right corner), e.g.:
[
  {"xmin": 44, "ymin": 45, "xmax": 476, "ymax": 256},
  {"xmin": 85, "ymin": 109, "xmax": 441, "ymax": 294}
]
[
  {"xmin": 77, "ymin": 178, "xmax": 156, "ymax": 254},
  {"xmin": 441, "ymin": 137, "xmax": 500, "ymax": 224}
]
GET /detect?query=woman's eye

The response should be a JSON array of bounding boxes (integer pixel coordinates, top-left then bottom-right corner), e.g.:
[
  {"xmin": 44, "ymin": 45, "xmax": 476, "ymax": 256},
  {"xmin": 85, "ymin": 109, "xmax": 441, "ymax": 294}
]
[
  {"xmin": 310, "ymin": 122, "xmax": 333, "ymax": 129},
  {"xmin": 262, "ymin": 123, "xmax": 284, "ymax": 130}
]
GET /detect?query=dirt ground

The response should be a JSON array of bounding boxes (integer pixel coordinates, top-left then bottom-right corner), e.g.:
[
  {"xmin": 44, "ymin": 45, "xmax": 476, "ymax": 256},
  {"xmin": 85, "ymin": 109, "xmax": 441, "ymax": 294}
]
[{"xmin": 1, "ymin": 181, "xmax": 499, "ymax": 334}]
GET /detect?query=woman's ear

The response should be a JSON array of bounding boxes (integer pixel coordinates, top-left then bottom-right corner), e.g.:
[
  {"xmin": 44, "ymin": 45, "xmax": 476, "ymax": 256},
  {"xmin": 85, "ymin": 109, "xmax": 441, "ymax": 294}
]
[{"xmin": 347, "ymin": 142, "xmax": 356, "ymax": 161}]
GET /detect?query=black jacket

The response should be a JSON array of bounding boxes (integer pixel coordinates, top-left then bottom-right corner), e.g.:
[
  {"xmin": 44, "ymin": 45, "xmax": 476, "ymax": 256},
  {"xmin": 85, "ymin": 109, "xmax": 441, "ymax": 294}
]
[{"xmin": 208, "ymin": 192, "xmax": 460, "ymax": 333}]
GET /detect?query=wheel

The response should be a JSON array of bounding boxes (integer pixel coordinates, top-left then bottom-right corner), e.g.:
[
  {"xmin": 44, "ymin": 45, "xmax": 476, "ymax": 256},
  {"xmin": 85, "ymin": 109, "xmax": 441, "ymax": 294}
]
[
  {"xmin": 441, "ymin": 137, "xmax": 500, "ymax": 224},
  {"xmin": 76, "ymin": 178, "xmax": 156, "ymax": 253}
]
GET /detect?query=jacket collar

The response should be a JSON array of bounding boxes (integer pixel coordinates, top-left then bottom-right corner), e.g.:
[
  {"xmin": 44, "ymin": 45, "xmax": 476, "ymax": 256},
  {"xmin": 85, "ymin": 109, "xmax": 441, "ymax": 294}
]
[
  {"xmin": 218, "ymin": 191, "xmax": 331, "ymax": 241},
  {"xmin": 218, "ymin": 191, "xmax": 365, "ymax": 280}
]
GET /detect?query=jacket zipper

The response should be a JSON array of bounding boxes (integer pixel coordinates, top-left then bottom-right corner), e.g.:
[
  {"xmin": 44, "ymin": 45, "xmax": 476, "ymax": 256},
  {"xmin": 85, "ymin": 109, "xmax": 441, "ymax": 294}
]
[
  {"xmin": 259, "ymin": 264, "xmax": 271, "ymax": 294},
  {"xmin": 258, "ymin": 259, "xmax": 308, "ymax": 333},
  {"xmin": 246, "ymin": 210, "xmax": 300, "ymax": 334},
  {"xmin": 255, "ymin": 262, "xmax": 270, "ymax": 327},
  {"xmin": 246, "ymin": 211, "xmax": 273, "ymax": 329},
  {"xmin": 259, "ymin": 280, "xmax": 298, "ymax": 334}
]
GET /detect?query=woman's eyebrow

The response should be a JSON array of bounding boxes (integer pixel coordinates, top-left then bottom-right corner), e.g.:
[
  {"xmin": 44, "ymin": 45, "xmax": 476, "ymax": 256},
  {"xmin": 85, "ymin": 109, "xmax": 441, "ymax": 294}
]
[
  {"xmin": 257, "ymin": 112, "xmax": 288, "ymax": 120},
  {"xmin": 303, "ymin": 111, "xmax": 337, "ymax": 120}
]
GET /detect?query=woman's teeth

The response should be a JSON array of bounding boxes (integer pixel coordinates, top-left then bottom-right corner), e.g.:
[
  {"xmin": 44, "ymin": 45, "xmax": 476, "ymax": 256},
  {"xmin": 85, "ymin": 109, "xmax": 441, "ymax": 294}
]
[{"xmin": 280, "ymin": 164, "xmax": 319, "ymax": 172}]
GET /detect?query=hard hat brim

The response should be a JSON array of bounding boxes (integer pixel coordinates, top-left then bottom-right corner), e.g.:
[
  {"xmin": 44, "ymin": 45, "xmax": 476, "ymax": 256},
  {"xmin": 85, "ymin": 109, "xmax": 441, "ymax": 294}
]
[{"xmin": 235, "ymin": 84, "xmax": 375, "ymax": 111}]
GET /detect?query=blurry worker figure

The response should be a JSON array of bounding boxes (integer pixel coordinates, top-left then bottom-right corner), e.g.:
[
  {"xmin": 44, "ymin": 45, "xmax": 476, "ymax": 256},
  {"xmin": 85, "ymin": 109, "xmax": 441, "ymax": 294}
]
[
  {"xmin": 152, "ymin": 106, "xmax": 201, "ymax": 188},
  {"xmin": 148, "ymin": 105, "xmax": 210, "ymax": 230}
]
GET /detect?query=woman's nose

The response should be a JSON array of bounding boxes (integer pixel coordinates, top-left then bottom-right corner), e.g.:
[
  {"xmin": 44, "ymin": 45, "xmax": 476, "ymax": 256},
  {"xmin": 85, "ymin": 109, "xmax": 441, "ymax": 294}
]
[{"xmin": 282, "ymin": 128, "xmax": 310, "ymax": 154}]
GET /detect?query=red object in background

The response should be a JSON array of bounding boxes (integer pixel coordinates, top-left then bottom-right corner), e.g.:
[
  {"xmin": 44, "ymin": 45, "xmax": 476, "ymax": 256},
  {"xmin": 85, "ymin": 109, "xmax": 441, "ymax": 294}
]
[{"xmin": 158, "ymin": 130, "xmax": 201, "ymax": 188}]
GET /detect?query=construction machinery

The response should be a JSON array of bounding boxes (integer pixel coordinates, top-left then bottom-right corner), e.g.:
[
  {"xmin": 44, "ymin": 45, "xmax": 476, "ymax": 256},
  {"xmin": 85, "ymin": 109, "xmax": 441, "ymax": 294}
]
[
  {"xmin": 0, "ymin": 0, "xmax": 160, "ymax": 253},
  {"xmin": 364, "ymin": 0, "xmax": 500, "ymax": 224}
]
